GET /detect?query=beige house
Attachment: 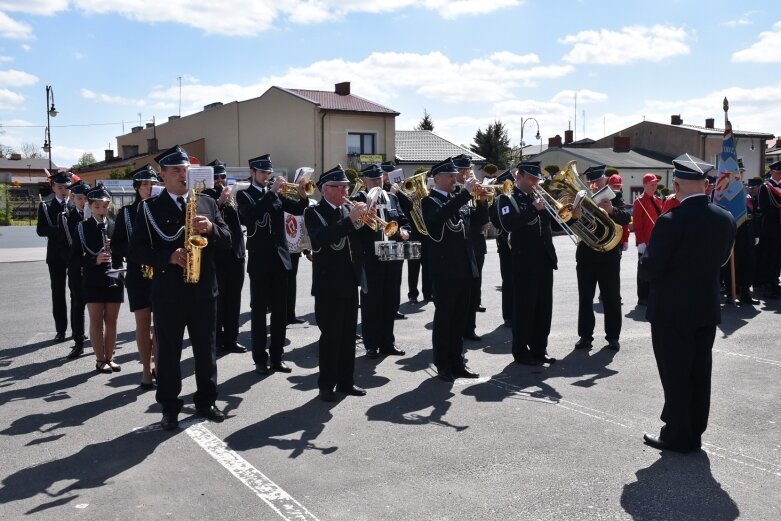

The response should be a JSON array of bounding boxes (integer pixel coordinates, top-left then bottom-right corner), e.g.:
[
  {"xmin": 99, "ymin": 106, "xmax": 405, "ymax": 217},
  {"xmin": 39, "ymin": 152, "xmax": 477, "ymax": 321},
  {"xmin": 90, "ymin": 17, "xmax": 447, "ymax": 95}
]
[{"xmin": 114, "ymin": 82, "xmax": 398, "ymax": 180}]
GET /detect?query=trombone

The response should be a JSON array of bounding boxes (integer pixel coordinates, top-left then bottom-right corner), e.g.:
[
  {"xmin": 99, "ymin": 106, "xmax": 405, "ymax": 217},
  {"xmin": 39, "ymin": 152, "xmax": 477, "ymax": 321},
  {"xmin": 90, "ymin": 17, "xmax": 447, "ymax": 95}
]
[
  {"xmin": 530, "ymin": 185, "xmax": 579, "ymax": 245},
  {"xmin": 342, "ymin": 198, "xmax": 399, "ymax": 236}
]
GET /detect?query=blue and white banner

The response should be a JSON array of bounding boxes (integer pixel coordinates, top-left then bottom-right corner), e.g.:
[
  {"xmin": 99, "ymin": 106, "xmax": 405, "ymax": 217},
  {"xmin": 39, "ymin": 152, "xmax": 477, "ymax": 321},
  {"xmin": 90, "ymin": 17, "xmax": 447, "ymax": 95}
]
[{"xmin": 713, "ymin": 120, "xmax": 747, "ymax": 227}]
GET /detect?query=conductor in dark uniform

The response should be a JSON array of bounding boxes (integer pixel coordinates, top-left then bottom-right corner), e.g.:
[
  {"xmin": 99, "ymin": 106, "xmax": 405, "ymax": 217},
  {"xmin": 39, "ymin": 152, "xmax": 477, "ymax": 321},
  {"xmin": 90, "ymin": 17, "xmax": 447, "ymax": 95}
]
[
  {"xmin": 37, "ymin": 171, "xmax": 74, "ymax": 342},
  {"xmin": 488, "ymin": 169, "xmax": 514, "ymax": 328},
  {"xmin": 204, "ymin": 159, "xmax": 247, "ymax": 355},
  {"xmin": 640, "ymin": 154, "xmax": 736, "ymax": 453},
  {"xmin": 237, "ymin": 154, "xmax": 309, "ymax": 375},
  {"xmin": 304, "ymin": 165, "xmax": 367, "ymax": 402},
  {"xmin": 496, "ymin": 161, "xmax": 558, "ymax": 366},
  {"xmin": 61, "ymin": 181, "xmax": 90, "ymax": 359},
  {"xmin": 453, "ymin": 154, "xmax": 489, "ymax": 340},
  {"xmin": 573, "ymin": 165, "xmax": 631, "ymax": 351},
  {"xmin": 129, "ymin": 145, "xmax": 232, "ymax": 430},
  {"xmin": 352, "ymin": 163, "xmax": 410, "ymax": 358},
  {"xmin": 422, "ymin": 158, "xmax": 480, "ymax": 381}
]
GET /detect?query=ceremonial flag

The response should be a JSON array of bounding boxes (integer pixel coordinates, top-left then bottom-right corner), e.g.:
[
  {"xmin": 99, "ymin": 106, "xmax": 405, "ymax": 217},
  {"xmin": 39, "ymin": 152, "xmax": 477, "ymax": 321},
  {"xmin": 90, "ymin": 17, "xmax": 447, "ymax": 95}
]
[{"xmin": 713, "ymin": 120, "xmax": 747, "ymax": 227}]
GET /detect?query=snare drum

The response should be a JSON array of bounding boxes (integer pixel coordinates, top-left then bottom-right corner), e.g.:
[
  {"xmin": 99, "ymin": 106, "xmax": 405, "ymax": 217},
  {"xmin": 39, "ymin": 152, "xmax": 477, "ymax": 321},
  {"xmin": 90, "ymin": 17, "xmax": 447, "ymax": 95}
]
[
  {"xmin": 403, "ymin": 241, "xmax": 422, "ymax": 260},
  {"xmin": 376, "ymin": 242, "xmax": 394, "ymax": 261}
]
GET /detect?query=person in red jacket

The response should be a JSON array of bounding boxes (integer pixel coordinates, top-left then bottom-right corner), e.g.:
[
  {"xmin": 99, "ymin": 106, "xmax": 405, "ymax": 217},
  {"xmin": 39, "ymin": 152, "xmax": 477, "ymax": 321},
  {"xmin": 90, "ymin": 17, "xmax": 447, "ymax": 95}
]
[{"xmin": 632, "ymin": 173, "xmax": 662, "ymax": 305}]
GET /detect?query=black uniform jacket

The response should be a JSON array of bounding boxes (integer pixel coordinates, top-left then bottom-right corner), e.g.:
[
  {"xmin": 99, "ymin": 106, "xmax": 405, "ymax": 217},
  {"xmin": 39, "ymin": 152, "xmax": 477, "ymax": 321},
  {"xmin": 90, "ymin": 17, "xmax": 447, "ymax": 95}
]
[
  {"xmin": 58, "ymin": 206, "xmax": 85, "ymax": 267},
  {"xmin": 72, "ymin": 217, "xmax": 123, "ymax": 283},
  {"xmin": 640, "ymin": 195, "xmax": 736, "ymax": 328},
  {"xmin": 304, "ymin": 199, "xmax": 363, "ymax": 298},
  {"xmin": 421, "ymin": 188, "xmax": 478, "ymax": 280},
  {"xmin": 758, "ymin": 180, "xmax": 781, "ymax": 239},
  {"xmin": 489, "ymin": 200, "xmax": 510, "ymax": 255},
  {"xmin": 495, "ymin": 186, "xmax": 558, "ymax": 269},
  {"xmin": 37, "ymin": 197, "xmax": 74, "ymax": 264},
  {"xmin": 128, "ymin": 190, "xmax": 231, "ymax": 301},
  {"xmin": 113, "ymin": 201, "xmax": 146, "ymax": 284},
  {"xmin": 204, "ymin": 186, "xmax": 246, "ymax": 261},
  {"xmin": 237, "ymin": 184, "xmax": 307, "ymax": 271},
  {"xmin": 574, "ymin": 191, "xmax": 632, "ymax": 263}
]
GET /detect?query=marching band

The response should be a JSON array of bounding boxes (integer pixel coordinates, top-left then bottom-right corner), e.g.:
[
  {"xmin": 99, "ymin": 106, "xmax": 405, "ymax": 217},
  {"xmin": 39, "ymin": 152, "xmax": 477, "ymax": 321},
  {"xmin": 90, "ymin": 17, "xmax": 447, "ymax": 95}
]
[{"xmin": 33, "ymin": 147, "xmax": 779, "ymax": 443}]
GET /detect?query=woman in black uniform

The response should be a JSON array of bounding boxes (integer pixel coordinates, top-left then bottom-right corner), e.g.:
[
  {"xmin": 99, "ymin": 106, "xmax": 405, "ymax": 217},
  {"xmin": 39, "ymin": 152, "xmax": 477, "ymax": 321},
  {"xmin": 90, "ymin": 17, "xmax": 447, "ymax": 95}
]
[
  {"xmin": 113, "ymin": 166, "xmax": 158, "ymax": 388},
  {"xmin": 74, "ymin": 186, "xmax": 124, "ymax": 373}
]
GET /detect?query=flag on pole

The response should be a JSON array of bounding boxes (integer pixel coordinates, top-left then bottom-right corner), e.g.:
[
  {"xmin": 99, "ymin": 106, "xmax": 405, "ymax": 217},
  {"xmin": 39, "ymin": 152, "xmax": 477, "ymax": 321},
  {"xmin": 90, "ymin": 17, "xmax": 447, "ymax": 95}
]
[{"xmin": 712, "ymin": 120, "xmax": 747, "ymax": 227}]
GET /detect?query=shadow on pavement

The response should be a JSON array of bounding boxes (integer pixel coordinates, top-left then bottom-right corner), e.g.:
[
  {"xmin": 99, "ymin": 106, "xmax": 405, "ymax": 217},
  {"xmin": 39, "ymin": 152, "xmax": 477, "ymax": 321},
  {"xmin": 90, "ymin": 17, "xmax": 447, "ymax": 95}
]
[
  {"xmin": 365, "ymin": 377, "xmax": 467, "ymax": 431},
  {"xmin": 620, "ymin": 451, "xmax": 739, "ymax": 520},
  {"xmin": 224, "ymin": 397, "xmax": 339, "ymax": 458},
  {"xmin": 718, "ymin": 304, "xmax": 760, "ymax": 337}
]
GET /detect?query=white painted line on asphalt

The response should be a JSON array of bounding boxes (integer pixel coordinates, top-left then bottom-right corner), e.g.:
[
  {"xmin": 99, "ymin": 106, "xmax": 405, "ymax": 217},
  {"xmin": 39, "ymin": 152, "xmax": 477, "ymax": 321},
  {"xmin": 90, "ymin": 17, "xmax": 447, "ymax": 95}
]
[
  {"xmin": 184, "ymin": 422, "xmax": 321, "ymax": 521},
  {"xmin": 704, "ymin": 444, "xmax": 781, "ymax": 478},
  {"xmin": 713, "ymin": 349, "xmax": 781, "ymax": 367}
]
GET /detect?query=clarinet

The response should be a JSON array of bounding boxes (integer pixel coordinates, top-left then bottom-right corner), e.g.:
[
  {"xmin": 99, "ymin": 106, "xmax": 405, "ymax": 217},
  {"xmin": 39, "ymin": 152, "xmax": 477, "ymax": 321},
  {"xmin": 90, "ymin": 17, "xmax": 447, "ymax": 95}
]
[{"xmin": 99, "ymin": 221, "xmax": 119, "ymax": 288}]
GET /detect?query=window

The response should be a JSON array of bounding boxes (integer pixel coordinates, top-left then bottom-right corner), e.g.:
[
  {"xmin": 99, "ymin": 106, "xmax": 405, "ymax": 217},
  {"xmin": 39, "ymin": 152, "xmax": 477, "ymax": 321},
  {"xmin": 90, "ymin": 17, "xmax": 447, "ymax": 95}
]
[{"xmin": 347, "ymin": 132, "xmax": 376, "ymax": 155}]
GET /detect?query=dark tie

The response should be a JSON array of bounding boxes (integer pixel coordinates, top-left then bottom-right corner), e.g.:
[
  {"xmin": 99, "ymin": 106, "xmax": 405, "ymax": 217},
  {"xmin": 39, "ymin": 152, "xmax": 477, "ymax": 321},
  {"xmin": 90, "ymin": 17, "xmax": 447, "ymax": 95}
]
[{"xmin": 176, "ymin": 196, "xmax": 185, "ymax": 213}]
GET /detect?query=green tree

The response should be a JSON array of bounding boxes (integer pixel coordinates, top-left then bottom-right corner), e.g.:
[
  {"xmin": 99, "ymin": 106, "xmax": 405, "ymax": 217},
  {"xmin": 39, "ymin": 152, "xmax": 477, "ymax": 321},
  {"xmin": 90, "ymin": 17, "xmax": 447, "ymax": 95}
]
[
  {"xmin": 109, "ymin": 165, "xmax": 134, "ymax": 179},
  {"xmin": 414, "ymin": 109, "xmax": 434, "ymax": 131},
  {"xmin": 72, "ymin": 152, "xmax": 97, "ymax": 170},
  {"xmin": 470, "ymin": 120, "xmax": 511, "ymax": 167},
  {"xmin": 544, "ymin": 165, "xmax": 560, "ymax": 177},
  {"xmin": 413, "ymin": 166, "xmax": 428, "ymax": 175}
]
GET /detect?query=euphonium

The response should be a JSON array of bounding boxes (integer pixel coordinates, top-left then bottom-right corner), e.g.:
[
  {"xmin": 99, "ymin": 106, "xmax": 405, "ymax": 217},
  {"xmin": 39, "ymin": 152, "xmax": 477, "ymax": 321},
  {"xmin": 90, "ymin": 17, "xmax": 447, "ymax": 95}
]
[
  {"xmin": 546, "ymin": 160, "xmax": 622, "ymax": 253},
  {"xmin": 183, "ymin": 189, "xmax": 208, "ymax": 284},
  {"xmin": 400, "ymin": 172, "xmax": 429, "ymax": 236}
]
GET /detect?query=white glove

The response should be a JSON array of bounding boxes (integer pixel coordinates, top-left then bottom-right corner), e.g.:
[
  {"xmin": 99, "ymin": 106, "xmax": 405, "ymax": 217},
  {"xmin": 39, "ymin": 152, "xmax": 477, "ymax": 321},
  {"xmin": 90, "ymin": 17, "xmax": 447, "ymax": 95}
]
[
  {"xmin": 637, "ymin": 243, "xmax": 646, "ymax": 254},
  {"xmin": 622, "ymin": 243, "xmax": 629, "ymax": 251},
  {"xmin": 754, "ymin": 238, "xmax": 759, "ymax": 246}
]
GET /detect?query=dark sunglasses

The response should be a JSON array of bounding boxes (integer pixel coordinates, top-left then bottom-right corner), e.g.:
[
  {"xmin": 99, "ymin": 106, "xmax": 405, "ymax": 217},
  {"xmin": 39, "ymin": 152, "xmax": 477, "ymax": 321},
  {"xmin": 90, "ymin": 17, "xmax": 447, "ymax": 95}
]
[{"xmin": 214, "ymin": 174, "xmax": 227, "ymax": 179}]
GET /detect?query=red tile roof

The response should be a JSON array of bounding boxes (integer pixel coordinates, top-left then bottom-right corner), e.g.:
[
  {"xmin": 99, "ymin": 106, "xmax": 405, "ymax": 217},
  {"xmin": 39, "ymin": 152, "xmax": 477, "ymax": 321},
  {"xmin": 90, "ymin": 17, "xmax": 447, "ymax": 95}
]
[{"xmin": 282, "ymin": 88, "xmax": 399, "ymax": 115}]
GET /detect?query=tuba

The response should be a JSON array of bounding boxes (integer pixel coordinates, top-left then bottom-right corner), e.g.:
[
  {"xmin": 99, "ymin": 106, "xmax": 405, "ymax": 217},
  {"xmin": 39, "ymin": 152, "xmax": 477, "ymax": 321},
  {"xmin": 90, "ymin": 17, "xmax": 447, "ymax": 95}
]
[
  {"xmin": 542, "ymin": 160, "xmax": 622, "ymax": 252},
  {"xmin": 183, "ymin": 189, "xmax": 208, "ymax": 284},
  {"xmin": 400, "ymin": 172, "xmax": 429, "ymax": 236}
]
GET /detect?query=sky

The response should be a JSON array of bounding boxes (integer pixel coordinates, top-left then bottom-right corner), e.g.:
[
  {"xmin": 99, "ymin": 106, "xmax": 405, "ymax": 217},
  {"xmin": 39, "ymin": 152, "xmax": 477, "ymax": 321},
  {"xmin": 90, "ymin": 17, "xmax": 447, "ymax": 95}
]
[{"xmin": 0, "ymin": 0, "xmax": 779, "ymax": 169}]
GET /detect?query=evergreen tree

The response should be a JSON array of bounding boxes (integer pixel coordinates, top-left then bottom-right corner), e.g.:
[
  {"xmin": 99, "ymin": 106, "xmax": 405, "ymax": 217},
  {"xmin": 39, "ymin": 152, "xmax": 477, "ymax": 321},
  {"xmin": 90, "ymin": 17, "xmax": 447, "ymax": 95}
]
[
  {"xmin": 415, "ymin": 109, "xmax": 434, "ymax": 131},
  {"xmin": 471, "ymin": 120, "xmax": 511, "ymax": 167}
]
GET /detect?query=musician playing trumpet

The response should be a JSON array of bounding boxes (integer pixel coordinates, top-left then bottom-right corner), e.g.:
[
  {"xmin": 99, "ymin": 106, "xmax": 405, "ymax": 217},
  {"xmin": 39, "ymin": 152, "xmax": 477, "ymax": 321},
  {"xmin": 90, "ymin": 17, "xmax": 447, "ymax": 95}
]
[
  {"xmin": 129, "ymin": 145, "xmax": 231, "ymax": 430},
  {"xmin": 572, "ymin": 165, "xmax": 631, "ymax": 352},
  {"xmin": 237, "ymin": 154, "xmax": 309, "ymax": 375},
  {"xmin": 352, "ymin": 164, "xmax": 411, "ymax": 360},
  {"xmin": 496, "ymin": 161, "xmax": 558, "ymax": 366}
]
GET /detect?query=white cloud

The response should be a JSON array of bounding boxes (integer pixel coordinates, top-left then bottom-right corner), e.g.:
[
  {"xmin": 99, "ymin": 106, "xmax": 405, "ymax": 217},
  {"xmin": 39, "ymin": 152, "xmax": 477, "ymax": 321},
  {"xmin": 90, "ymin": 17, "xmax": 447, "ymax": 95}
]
[
  {"xmin": 0, "ymin": 87, "xmax": 24, "ymax": 109},
  {"xmin": 551, "ymin": 89, "xmax": 608, "ymax": 104},
  {"xmin": 560, "ymin": 24, "xmax": 691, "ymax": 65},
  {"xmin": 0, "ymin": 11, "xmax": 33, "ymax": 39},
  {"xmin": 732, "ymin": 20, "xmax": 781, "ymax": 63},
  {"xmin": 489, "ymin": 51, "xmax": 540, "ymax": 65},
  {"xmin": 81, "ymin": 88, "xmax": 145, "ymax": 106},
  {"xmin": 0, "ymin": 68, "xmax": 38, "ymax": 87},
  {"xmin": 20, "ymin": 43, "xmax": 31, "ymax": 51},
  {"xmin": 0, "ymin": 1, "xmax": 70, "ymax": 15},
  {"xmin": 0, "ymin": 54, "xmax": 13, "ymax": 62},
  {"xmin": 721, "ymin": 11, "xmax": 756, "ymax": 27}
]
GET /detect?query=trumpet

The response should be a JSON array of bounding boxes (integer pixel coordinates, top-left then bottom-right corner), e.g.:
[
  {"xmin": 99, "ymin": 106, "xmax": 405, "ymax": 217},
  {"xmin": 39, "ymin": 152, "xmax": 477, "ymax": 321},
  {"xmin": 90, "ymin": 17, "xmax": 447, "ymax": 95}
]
[
  {"xmin": 277, "ymin": 179, "xmax": 316, "ymax": 199},
  {"xmin": 471, "ymin": 179, "xmax": 513, "ymax": 204},
  {"xmin": 343, "ymin": 198, "xmax": 399, "ymax": 236}
]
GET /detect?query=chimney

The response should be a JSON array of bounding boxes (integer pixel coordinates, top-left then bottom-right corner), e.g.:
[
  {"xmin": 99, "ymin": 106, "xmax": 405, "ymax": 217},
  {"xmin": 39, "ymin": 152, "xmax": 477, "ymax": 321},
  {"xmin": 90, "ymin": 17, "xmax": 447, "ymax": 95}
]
[
  {"xmin": 104, "ymin": 149, "xmax": 114, "ymax": 162},
  {"xmin": 145, "ymin": 122, "xmax": 154, "ymax": 129},
  {"xmin": 671, "ymin": 115, "xmax": 683, "ymax": 125},
  {"xmin": 147, "ymin": 138, "xmax": 159, "ymax": 154},
  {"xmin": 564, "ymin": 129, "xmax": 574, "ymax": 144},
  {"xmin": 548, "ymin": 135, "xmax": 563, "ymax": 148},
  {"xmin": 122, "ymin": 144, "xmax": 139, "ymax": 159},
  {"xmin": 204, "ymin": 102, "xmax": 223, "ymax": 111},
  {"xmin": 131, "ymin": 126, "xmax": 143, "ymax": 133},
  {"xmin": 705, "ymin": 118, "xmax": 715, "ymax": 129},
  {"xmin": 335, "ymin": 81, "xmax": 351, "ymax": 96},
  {"xmin": 168, "ymin": 115, "xmax": 180, "ymax": 122},
  {"xmin": 613, "ymin": 136, "xmax": 631, "ymax": 152}
]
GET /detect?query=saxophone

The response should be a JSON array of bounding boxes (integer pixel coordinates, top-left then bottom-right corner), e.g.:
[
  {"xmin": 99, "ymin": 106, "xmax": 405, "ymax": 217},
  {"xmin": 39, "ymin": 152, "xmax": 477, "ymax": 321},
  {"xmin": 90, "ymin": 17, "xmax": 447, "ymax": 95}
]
[{"xmin": 183, "ymin": 189, "xmax": 208, "ymax": 283}]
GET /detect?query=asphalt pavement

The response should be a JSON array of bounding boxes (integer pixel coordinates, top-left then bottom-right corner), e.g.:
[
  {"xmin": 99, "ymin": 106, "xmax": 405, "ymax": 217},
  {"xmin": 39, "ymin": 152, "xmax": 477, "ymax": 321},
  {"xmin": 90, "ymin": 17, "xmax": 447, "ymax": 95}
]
[{"xmin": 0, "ymin": 230, "xmax": 778, "ymax": 520}]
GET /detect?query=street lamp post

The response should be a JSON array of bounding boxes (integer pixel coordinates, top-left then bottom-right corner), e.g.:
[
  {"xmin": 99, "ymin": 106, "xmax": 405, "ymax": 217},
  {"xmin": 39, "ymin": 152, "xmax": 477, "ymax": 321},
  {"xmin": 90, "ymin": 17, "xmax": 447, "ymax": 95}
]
[
  {"xmin": 520, "ymin": 117, "xmax": 541, "ymax": 161},
  {"xmin": 43, "ymin": 85, "xmax": 58, "ymax": 171}
]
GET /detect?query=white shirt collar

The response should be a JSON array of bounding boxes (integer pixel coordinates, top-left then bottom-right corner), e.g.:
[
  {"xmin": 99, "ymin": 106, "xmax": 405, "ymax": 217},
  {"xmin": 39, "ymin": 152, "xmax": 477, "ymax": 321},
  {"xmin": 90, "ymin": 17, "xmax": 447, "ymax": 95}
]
[
  {"xmin": 432, "ymin": 187, "xmax": 451, "ymax": 198},
  {"xmin": 168, "ymin": 191, "xmax": 188, "ymax": 205},
  {"xmin": 679, "ymin": 193, "xmax": 708, "ymax": 204}
]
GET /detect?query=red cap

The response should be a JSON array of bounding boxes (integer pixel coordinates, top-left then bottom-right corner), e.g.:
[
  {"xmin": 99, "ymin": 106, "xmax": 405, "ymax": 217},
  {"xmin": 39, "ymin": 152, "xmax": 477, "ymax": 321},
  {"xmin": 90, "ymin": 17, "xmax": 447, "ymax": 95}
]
[
  {"xmin": 608, "ymin": 174, "xmax": 622, "ymax": 187},
  {"xmin": 642, "ymin": 173, "xmax": 659, "ymax": 184}
]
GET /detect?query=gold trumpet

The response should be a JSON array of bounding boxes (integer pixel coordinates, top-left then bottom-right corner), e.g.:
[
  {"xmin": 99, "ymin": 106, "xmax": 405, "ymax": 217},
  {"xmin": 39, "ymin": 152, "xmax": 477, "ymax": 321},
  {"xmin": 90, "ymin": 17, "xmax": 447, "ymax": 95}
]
[
  {"xmin": 471, "ymin": 178, "xmax": 514, "ymax": 204},
  {"xmin": 343, "ymin": 199, "xmax": 399, "ymax": 236},
  {"xmin": 278, "ymin": 180, "xmax": 316, "ymax": 199}
]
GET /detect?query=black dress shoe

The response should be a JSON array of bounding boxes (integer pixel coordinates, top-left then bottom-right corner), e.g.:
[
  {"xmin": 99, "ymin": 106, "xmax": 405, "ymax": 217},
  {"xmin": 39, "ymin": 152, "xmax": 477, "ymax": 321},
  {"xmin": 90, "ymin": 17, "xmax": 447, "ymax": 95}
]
[
  {"xmin": 574, "ymin": 338, "xmax": 593, "ymax": 350},
  {"xmin": 255, "ymin": 363, "xmax": 270, "ymax": 375},
  {"xmin": 365, "ymin": 348, "xmax": 379, "ymax": 359},
  {"xmin": 437, "ymin": 369, "xmax": 455, "ymax": 382},
  {"xmin": 226, "ymin": 344, "xmax": 247, "ymax": 353},
  {"xmin": 287, "ymin": 317, "xmax": 306, "ymax": 324},
  {"xmin": 319, "ymin": 389, "xmax": 337, "ymax": 402},
  {"xmin": 643, "ymin": 433, "xmax": 698, "ymax": 453},
  {"xmin": 739, "ymin": 296, "xmax": 760, "ymax": 305},
  {"xmin": 408, "ymin": 297, "xmax": 419, "ymax": 304},
  {"xmin": 160, "ymin": 413, "xmax": 179, "ymax": 431},
  {"xmin": 139, "ymin": 381, "xmax": 156, "ymax": 391},
  {"xmin": 53, "ymin": 332, "xmax": 66, "ymax": 343},
  {"xmin": 66, "ymin": 346, "xmax": 83, "ymax": 360},
  {"xmin": 197, "ymin": 405, "xmax": 226, "ymax": 422},
  {"xmin": 475, "ymin": 305, "xmax": 486, "ymax": 312},
  {"xmin": 379, "ymin": 346, "xmax": 406, "ymax": 356},
  {"xmin": 463, "ymin": 331, "xmax": 482, "ymax": 341},
  {"xmin": 606, "ymin": 340, "xmax": 620, "ymax": 350},
  {"xmin": 534, "ymin": 354, "xmax": 557, "ymax": 364},
  {"xmin": 270, "ymin": 361, "xmax": 292, "ymax": 373},
  {"xmin": 394, "ymin": 311, "xmax": 407, "ymax": 320},
  {"xmin": 336, "ymin": 385, "xmax": 367, "ymax": 396},
  {"xmin": 452, "ymin": 366, "xmax": 480, "ymax": 379}
]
